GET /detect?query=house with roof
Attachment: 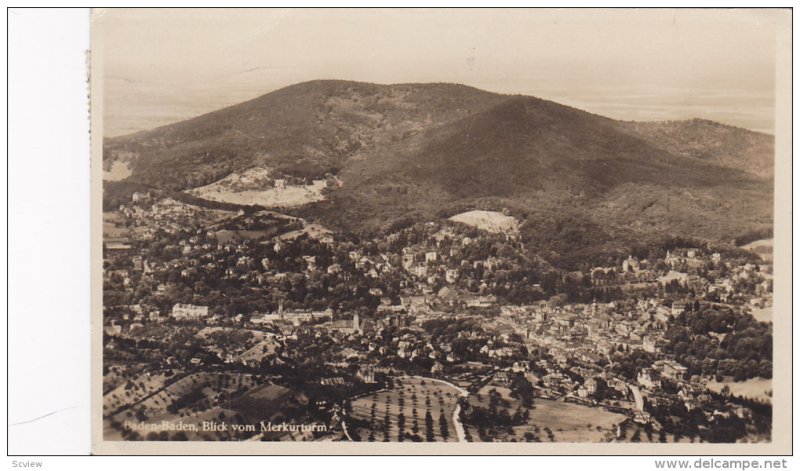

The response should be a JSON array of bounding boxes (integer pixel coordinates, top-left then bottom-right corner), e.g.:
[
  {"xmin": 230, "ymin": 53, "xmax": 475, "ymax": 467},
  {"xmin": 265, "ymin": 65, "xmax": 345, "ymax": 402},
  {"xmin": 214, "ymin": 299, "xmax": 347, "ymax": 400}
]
[
  {"xmin": 171, "ymin": 303, "xmax": 209, "ymax": 320},
  {"xmin": 653, "ymin": 359, "xmax": 688, "ymax": 381},
  {"xmin": 637, "ymin": 369, "xmax": 661, "ymax": 390}
]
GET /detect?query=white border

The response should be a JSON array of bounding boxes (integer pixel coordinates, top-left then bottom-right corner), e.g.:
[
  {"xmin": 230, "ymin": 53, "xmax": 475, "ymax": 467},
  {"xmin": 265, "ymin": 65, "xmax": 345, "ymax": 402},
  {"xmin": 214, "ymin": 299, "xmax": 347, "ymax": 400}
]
[
  {"xmin": 5, "ymin": 4, "xmax": 797, "ymax": 468},
  {"xmin": 7, "ymin": 8, "xmax": 92, "ymax": 455}
]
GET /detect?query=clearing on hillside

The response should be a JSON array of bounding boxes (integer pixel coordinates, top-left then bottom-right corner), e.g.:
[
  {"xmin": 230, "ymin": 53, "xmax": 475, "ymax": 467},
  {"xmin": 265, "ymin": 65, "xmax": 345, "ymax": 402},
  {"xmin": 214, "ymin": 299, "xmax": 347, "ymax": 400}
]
[
  {"xmin": 449, "ymin": 210, "xmax": 519, "ymax": 235},
  {"xmin": 741, "ymin": 238, "xmax": 773, "ymax": 262},
  {"xmin": 189, "ymin": 167, "xmax": 330, "ymax": 208}
]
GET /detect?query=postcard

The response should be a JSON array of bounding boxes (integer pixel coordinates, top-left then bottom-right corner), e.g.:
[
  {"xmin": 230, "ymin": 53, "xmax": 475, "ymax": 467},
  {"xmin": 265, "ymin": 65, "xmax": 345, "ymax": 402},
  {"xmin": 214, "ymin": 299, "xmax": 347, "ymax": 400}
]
[{"xmin": 90, "ymin": 7, "xmax": 792, "ymax": 454}]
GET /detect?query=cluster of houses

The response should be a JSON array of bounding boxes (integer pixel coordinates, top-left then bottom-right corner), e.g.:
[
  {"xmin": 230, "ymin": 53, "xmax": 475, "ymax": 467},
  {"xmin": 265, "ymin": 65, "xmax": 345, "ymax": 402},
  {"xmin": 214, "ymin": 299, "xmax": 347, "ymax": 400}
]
[{"xmin": 102, "ymin": 192, "xmax": 773, "ymax": 439}]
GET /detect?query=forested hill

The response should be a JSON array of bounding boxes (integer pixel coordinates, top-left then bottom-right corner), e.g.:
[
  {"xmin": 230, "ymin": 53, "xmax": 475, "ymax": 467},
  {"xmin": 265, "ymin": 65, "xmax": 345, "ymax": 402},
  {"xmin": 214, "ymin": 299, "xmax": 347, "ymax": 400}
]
[{"xmin": 104, "ymin": 80, "xmax": 774, "ymax": 266}]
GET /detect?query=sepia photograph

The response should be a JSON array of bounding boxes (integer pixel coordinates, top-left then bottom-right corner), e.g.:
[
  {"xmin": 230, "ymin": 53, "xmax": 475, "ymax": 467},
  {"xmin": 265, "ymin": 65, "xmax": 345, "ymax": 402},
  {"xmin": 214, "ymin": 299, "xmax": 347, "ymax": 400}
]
[{"xmin": 90, "ymin": 7, "xmax": 791, "ymax": 454}]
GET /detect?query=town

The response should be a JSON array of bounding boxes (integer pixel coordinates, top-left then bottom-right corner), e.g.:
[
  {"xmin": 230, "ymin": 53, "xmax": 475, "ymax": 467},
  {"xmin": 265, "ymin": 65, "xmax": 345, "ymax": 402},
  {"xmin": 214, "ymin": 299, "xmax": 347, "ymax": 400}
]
[{"xmin": 102, "ymin": 191, "xmax": 773, "ymax": 443}]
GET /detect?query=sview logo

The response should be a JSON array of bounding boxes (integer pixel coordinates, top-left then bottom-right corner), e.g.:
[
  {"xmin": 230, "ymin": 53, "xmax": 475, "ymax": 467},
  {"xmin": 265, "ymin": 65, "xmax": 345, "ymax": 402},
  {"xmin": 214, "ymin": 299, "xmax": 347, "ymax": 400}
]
[{"xmin": 11, "ymin": 461, "xmax": 43, "ymax": 468}]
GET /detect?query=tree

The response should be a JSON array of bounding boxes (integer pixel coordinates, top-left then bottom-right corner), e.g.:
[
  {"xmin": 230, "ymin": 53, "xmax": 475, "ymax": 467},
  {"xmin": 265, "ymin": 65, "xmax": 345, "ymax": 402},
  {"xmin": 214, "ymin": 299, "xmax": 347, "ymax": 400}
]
[
  {"xmin": 592, "ymin": 378, "xmax": 608, "ymax": 401},
  {"xmin": 397, "ymin": 413, "xmax": 406, "ymax": 442},
  {"xmin": 439, "ymin": 411, "xmax": 449, "ymax": 440},
  {"xmin": 548, "ymin": 293, "xmax": 568, "ymax": 309},
  {"xmin": 425, "ymin": 410, "xmax": 435, "ymax": 442}
]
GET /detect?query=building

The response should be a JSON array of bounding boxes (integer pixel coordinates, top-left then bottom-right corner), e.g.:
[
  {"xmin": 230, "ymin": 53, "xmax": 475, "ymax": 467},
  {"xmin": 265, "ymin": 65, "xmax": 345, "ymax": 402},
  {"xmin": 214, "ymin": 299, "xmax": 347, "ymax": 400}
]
[
  {"xmin": 105, "ymin": 241, "xmax": 132, "ymax": 251},
  {"xmin": 445, "ymin": 269, "xmax": 459, "ymax": 283},
  {"xmin": 411, "ymin": 265, "xmax": 428, "ymax": 278},
  {"xmin": 466, "ymin": 296, "xmax": 496, "ymax": 308},
  {"xmin": 622, "ymin": 256, "xmax": 640, "ymax": 273},
  {"xmin": 302, "ymin": 255, "xmax": 317, "ymax": 272},
  {"xmin": 671, "ymin": 301, "xmax": 687, "ymax": 316},
  {"xmin": 637, "ymin": 369, "xmax": 661, "ymax": 390},
  {"xmin": 585, "ymin": 378, "xmax": 598, "ymax": 395},
  {"xmin": 643, "ymin": 336, "xmax": 659, "ymax": 353},
  {"xmin": 320, "ymin": 377, "xmax": 345, "ymax": 386},
  {"xmin": 358, "ymin": 367, "xmax": 376, "ymax": 384},
  {"xmin": 251, "ymin": 312, "xmax": 282, "ymax": 324},
  {"xmin": 402, "ymin": 253, "xmax": 416, "ymax": 270},
  {"xmin": 654, "ymin": 359, "xmax": 688, "ymax": 381},
  {"xmin": 349, "ymin": 313, "xmax": 376, "ymax": 335},
  {"xmin": 131, "ymin": 191, "xmax": 151, "ymax": 202},
  {"xmin": 171, "ymin": 303, "xmax": 209, "ymax": 320},
  {"xmin": 665, "ymin": 250, "xmax": 678, "ymax": 267}
]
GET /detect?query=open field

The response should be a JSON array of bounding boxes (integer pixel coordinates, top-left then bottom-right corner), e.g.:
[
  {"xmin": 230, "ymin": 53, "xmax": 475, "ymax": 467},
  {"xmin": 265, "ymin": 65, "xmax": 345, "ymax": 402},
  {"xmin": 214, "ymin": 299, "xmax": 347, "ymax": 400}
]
[
  {"xmin": 658, "ymin": 270, "xmax": 689, "ymax": 284},
  {"xmin": 103, "ymin": 212, "xmax": 130, "ymax": 238},
  {"xmin": 464, "ymin": 385, "xmax": 625, "ymax": 442},
  {"xmin": 105, "ymin": 372, "xmax": 263, "ymax": 420},
  {"xmin": 103, "ymin": 371, "xmax": 174, "ymax": 417},
  {"xmin": 278, "ymin": 223, "xmax": 333, "ymax": 242},
  {"xmin": 213, "ymin": 228, "xmax": 285, "ymax": 243},
  {"xmin": 228, "ymin": 383, "xmax": 295, "ymax": 421},
  {"xmin": 195, "ymin": 184, "xmax": 327, "ymax": 208},
  {"xmin": 347, "ymin": 376, "xmax": 462, "ymax": 442},
  {"xmin": 103, "ymin": 372, "xmax": 279, "ymax": 440},
  {"xmin": 526, "ymin": 398, "xmax": 625, "ymax": 442},
  {"xmin": 742, "ymin": 238, "xmax": 773, "ymax": 262},
  {"xmin": 104, "ymin": 160, "xmax": 132, "ymax": 181},
  {"xmin": 749, "ymin": 305, "xmax": 772, "ymax": 323},
  {"xmin": 189, "ymin": 167, "xmax": 328, "ymax": 208},
  {"xmin": 150, "ymin": 198, "xmax": 238, "ymax": 227},
  {"xmin": 209, "ymin": 211, "xmax": 306, "ymax": 243},
  {"xmin": 103, "ymin": 221, "xmax": 129, "ymax": 238},
  {"xmin": 449, "ymin": 210, "xmax": 519, "ymax": 235},
  {"xmin": 707, "ymin": 377, "xmax": 772, "ymax": 403}
]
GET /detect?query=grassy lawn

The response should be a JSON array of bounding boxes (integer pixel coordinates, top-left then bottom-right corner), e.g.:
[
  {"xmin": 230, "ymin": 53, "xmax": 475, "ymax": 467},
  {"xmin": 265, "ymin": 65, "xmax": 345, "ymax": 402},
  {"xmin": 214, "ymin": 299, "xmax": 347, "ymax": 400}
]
[
  {"xmin": 465, "ymin": 384, "xmax": 626, "ymax": 442},
  {"xmin": 527, "ymin": 398, "xmax": 625, "ymax": 442},
  {"xmin": 706, "ymin": 377, "xmax": 772, "ymax": 403}
]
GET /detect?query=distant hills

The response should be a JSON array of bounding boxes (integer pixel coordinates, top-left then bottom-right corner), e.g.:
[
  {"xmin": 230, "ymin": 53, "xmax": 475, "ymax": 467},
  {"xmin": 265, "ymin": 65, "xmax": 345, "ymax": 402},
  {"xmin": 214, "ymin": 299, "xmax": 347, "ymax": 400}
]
[{"xmin": 104, "ymin": 80, "xmax": 774, "ymax": 267}]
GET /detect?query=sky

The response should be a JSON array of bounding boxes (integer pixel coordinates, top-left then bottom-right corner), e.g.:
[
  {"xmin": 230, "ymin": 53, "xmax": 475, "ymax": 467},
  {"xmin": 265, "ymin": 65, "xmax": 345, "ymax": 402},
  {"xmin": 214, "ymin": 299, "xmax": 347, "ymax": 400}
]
[{"xmin": 94, "ymin": 8, "xmax": 787, "ymax": 137}]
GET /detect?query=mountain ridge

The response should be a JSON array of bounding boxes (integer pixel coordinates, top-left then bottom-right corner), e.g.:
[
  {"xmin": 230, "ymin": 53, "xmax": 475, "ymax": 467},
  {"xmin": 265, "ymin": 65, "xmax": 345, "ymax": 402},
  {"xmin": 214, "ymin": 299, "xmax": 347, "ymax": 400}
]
[{"xmin": 103, "ymin": 79, "xmax": 774, "ymax": 267}]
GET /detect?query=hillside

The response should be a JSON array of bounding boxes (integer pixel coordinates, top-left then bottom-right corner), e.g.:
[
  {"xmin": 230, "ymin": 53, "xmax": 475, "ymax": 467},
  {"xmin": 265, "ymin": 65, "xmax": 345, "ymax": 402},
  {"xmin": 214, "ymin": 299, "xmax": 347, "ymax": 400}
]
[
  {"xmin": 103, "ymin": 80, "xmax": 774, "ymax": 266},
  {"xmin": 103, "ymin": 80, "xmax": 507, "ymax": 189},
  {"xmin": 617, "ymin": 119, "xmax": 774, "ymax": 179},
  {"xmin": 342, "ymin": 96, "xmax": 760, "ymax": 196},
  {"xmin": 316, "ymin": 95, "xmax": 771, "ymax": 246}
]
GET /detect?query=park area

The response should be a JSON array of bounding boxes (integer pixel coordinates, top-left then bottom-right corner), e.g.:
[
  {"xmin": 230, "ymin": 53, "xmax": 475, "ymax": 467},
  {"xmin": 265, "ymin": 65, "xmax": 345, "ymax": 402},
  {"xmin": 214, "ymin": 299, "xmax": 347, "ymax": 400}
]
[
  {"xmin": 706, "ymin": 377, "xmax": 772, "ymax": 403},
  {"xmin": 347, "ymin": 376, "xmax": 465, "ymax": 442},
  {"xmin": 462, "ymin": 384, "xmax": 626, "ymax": 442},
  {"xmin": 525, "ymin": 398, "xmax": 626, "ymax": 442}
]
